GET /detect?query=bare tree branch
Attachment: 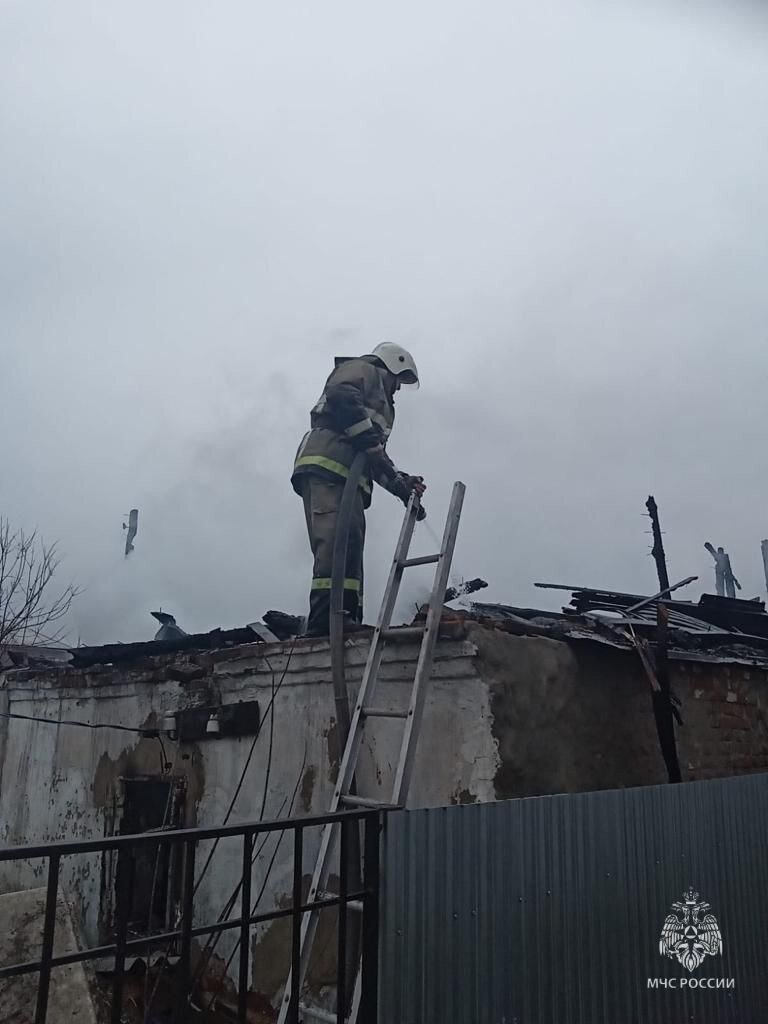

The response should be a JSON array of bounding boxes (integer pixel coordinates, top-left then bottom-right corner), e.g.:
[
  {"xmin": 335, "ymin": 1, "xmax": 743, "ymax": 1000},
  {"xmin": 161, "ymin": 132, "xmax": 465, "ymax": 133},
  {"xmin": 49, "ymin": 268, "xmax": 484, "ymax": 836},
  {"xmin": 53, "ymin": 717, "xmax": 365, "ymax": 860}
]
[{"xmin": 0, "ymin": 517, "xmax": 81, "ymax": 651}]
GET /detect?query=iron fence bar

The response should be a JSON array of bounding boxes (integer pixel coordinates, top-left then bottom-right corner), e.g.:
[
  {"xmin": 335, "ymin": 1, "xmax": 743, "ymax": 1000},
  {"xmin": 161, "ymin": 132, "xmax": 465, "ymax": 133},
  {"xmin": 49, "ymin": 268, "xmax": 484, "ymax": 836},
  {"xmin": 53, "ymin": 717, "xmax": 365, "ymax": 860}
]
[
  {"xmin": 34, "ymin": 851, "xmax": 60, "ymax": 1024},
  {"xmin": 0, "ymin": 808, "xmax": 381, "ymax": 861},
  {"xmin": 0, "ymin": 807, "xmax": 386, "ymax": 1024},
  {"xmin": 0, "ymin": 887, "xmax": 374, "ymax": 981},
  {"xmin": 290, "ymin": 826, "xmax": 303, "ymax": 1024},
  {"xmin": 238, "ymin": 831, "xmax": 253, "ymax": 1024},
  {"xmin": 175, "ymin": 839, "xmax": 196, "ymax": 1023},
  {"xmin": 360, "ymin": 813, "xmax": 380, "ymax": 1024},
  {"xmin": 337, "ymin": 818, "xmax": 349, "ymax": 1024},
  {"xmin": 110, "ymin": 852, "xmax": 134, "ymax": 1024}
]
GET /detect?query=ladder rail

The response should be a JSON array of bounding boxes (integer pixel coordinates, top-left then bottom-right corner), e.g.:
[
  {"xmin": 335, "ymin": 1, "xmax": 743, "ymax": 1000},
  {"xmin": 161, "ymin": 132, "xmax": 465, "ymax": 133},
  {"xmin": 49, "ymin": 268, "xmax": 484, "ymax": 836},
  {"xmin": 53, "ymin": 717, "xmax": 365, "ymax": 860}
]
[
  {"xmin": 332, "ymin": 494, "xmax": 420, "ymax": 805},
  {"xmin": 277, "ymin": 497, "xmax": 421, "ymax": 1024},
  {"xmin": 392, "ymin": 482, "xmax": 465, "ymax": 804},
  {"xmin": 277, "ymin": 485, "xmax": 465, "ymax": 1024}
]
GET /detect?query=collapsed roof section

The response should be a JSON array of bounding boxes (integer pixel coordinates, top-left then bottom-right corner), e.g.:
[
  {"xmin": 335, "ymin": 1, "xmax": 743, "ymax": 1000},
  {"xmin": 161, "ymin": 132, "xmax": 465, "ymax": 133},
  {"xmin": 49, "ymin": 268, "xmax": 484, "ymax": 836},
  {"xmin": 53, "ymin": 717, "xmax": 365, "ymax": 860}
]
[
  {"xmin": 5, "ymin": 586, "xmax": 768, "ymax": 675},
  {"xmin": 470, "ymin": 587, "xmax": 768, "ymax": 666},
  {"xmin": 554, "ymin": 585, "xmax": 768, "ymax": 635},
  {"xmin": 68, "ymin": 626, "xmax": 261, "ymax": 668}
]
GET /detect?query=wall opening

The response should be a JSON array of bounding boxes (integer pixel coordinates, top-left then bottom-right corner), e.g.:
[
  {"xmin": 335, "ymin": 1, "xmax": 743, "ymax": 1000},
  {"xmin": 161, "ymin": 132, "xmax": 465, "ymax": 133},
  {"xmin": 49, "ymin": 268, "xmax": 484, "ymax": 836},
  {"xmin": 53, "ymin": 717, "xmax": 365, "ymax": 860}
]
[{"xmin": 118, "ymin": 776, "xmax": 185, "ymax": 935}]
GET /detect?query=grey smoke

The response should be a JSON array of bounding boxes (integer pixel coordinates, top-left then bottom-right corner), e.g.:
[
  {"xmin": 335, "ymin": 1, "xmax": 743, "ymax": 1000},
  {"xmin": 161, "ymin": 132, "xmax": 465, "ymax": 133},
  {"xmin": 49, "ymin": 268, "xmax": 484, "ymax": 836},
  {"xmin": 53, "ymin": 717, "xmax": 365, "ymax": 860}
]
[{"xmin": 2, "ymin": 0, "xmax": 768, "ymax": 645}]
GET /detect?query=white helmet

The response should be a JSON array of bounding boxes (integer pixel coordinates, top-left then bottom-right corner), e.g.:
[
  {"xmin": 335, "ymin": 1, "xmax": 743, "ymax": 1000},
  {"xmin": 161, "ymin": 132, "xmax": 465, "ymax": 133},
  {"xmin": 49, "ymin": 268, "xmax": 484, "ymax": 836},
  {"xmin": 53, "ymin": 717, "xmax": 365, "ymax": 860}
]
[{"xmin": 370, "ymin": 342, "xmax": 419, "ymax": 388}]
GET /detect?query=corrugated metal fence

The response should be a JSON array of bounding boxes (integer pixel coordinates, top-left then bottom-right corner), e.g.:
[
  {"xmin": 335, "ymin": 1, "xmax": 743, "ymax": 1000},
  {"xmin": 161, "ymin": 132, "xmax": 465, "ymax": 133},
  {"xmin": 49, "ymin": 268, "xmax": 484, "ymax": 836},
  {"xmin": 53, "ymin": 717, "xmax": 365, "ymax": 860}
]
[{"xmin": 380, "ymin": 774, "xmax": 768, "ymax": 1024}]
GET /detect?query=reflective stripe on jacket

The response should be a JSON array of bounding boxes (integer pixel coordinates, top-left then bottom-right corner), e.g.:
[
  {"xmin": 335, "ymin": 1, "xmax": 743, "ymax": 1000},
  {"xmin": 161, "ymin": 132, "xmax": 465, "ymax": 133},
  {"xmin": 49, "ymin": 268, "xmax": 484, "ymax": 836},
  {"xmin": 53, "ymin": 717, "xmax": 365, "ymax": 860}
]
[{"xmin": 291, "ymin": 356, "xmax": 397, "ymax": 506}]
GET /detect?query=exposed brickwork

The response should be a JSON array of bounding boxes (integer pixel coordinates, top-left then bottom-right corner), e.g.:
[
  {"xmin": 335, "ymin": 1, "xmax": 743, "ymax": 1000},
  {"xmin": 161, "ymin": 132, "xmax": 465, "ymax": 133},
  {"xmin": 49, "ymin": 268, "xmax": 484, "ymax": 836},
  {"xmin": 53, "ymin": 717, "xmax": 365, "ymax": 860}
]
[
  {"xmin": 476, "ymin": 623, "xmax": 768, "ymax": 798},
  {"xmin": 674, "ymin": 661, "xmax": 768, "ymax": 782}
]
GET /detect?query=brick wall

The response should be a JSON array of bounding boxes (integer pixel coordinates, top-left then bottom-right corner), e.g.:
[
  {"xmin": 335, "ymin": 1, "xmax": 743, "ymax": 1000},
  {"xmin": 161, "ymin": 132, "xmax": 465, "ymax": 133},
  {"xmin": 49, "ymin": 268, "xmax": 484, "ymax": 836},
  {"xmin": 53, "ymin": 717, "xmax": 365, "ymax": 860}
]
[
  {"xmin": 474, "ymin": 621, "xmax": 768, "ymax": 797},
  {"xmin": 674, "ymin": 661, "xmax": 768, "ymax": 781}
]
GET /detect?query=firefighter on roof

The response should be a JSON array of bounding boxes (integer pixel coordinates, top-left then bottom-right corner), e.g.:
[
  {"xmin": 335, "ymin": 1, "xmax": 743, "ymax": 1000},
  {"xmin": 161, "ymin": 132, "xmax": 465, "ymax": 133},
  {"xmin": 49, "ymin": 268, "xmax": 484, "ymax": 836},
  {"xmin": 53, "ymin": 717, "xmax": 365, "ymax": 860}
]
[{"xmin": 292, "ymin": 342, "xmax": 426, "ymax": 637}]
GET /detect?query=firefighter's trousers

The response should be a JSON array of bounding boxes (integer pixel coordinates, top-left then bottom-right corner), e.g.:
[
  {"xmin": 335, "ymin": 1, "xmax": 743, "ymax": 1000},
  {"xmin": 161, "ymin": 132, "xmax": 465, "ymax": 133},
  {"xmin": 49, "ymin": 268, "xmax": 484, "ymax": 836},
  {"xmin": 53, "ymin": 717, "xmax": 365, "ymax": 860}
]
[{"xmin": 301, "ymin": 477, "xmax": 365, "ymax": 636}]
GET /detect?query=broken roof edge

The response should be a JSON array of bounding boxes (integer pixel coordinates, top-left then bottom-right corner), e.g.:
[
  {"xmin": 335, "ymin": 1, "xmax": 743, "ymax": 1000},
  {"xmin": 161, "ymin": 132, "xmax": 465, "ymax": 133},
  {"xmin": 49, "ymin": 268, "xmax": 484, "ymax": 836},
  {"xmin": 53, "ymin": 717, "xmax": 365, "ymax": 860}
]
[
  {"xmin": 64, "ymin": 611, "xmax": 474, "ymax": 671},
  {"xmin": 3, "ymin": 632, "xmax": 479, "ymax": 694},
  {"xmin": 67, "ymin": 625, "xmax": 263, "ymax": 668},
  {"xmin": 467, "ymin": 601, "xmax": 768, "ymax": 665},
  {"xmin": 0, "ymin": 644, "xmax": 74, "ymax": 671},
  {"xmin": 12, "ymin": 591, "xmax": 768, "ymax": 678}
]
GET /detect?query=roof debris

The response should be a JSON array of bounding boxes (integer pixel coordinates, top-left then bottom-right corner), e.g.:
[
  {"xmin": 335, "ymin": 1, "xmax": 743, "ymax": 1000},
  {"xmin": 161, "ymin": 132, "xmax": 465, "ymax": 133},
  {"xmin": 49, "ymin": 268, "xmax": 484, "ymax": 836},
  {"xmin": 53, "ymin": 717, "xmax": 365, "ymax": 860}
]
[
  {"xmin": 472, "ymin": 585, "xmax": 768, "ymax": 666},
  {"xmin": 151, "ymin": 610, "xmax": 187, "ymax": 641},
  {"xmin": 69, "ymin": 625, "xmax": 262, "ymax": 668},
  {"xmin": 705, "ymin": 542, "xmax": 741, "ymax": 598},
  {"xmin": 122, "ymin": 508, "xmax": 138, "ymax": 557},
  {"xmin": 262, "ymin": 610, "xmax": 305, "ymax": 640},
  {"xmin": 445, "ymin": 577, "xmax": 488, "ymax": 602}
]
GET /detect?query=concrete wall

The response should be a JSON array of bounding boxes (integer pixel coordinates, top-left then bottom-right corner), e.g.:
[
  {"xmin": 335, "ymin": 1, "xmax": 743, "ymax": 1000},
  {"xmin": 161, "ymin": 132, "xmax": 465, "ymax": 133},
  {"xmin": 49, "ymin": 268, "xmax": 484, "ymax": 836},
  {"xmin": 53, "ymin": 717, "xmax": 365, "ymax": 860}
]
[
  {"xmin": 0, "ymin": 632, "xmax": 495, "ymax": 1001},
  {"xmin": 2, "ymin": 624, "xmax": 768, "ymax": 1004},
  {"xmin": 0, "ymin": 888, "xmax": 97, "ymax": 1024},
  {"xmin": 474, "ymin": 626, "xmax": 768, "ymax": 798}
]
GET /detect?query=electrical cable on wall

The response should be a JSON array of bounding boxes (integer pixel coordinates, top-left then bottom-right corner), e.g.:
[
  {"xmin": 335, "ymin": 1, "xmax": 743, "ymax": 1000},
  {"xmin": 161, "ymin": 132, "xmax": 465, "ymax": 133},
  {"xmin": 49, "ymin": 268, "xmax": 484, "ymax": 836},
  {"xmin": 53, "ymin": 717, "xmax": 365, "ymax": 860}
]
[
  {"xmin": 201, "ymin": 750, "xmax": 309, "ymax": 1014},
  {"xmin": 186, "ymin": 650, "xmax": 291, "ymax": 1002},
  {"xmin": 5, "ymin": 641, "xmax": 300, "ymax": 1020},
  {"xmin": 191, "ymin": 639, "xmax": 298, "ymax": 896},
  {"xmin": 0, "ymin": 637, "xmax": 296, "ymax": 743},
  {"xmin": 0, "ymin": 710, "xmax": 175, "ymax": 775},
  {"xmin": 188, "ymin": 795, "xmax": 290, "ymax": 1001},
  {"xmin": 0, "ymin": 710, "xmax": 158, "ymax": 734},
  {"xmin": 259, "ymin": 652, "xmax": 278, "ymax": 821},
  {"xmin": 142, "ymin": 742, "xmax": 181, "ymax": 1018},
  {"xmin": 144, "ymin": 640, "xmax": 298, "ymax": 1020}
]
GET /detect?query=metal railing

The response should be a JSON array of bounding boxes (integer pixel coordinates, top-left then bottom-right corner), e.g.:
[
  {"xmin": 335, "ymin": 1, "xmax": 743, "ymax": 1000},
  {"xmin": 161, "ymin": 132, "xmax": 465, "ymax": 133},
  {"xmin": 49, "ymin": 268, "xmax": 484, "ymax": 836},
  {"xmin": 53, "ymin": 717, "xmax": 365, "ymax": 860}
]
[{"xmin": 0, "ymin": 807, "xmax": 381, "ymax": 1024}]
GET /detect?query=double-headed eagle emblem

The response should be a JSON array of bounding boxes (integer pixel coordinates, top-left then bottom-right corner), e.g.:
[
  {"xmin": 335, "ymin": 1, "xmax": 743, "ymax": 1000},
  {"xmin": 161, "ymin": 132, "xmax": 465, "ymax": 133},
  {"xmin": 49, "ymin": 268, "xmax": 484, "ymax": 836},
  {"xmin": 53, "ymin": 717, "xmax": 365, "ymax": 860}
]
[{"xmin": 659, "ymin": 888, "xmax": 723, "ymax": 972}]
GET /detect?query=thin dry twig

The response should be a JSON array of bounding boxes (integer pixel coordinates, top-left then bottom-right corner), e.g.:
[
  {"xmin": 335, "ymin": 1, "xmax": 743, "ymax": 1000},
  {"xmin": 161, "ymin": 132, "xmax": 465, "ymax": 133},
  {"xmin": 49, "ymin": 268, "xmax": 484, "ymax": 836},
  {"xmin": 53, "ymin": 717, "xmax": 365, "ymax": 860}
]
[{"xmin": 0, "ymin": 517, "xmax": 80, "ymax": 650}]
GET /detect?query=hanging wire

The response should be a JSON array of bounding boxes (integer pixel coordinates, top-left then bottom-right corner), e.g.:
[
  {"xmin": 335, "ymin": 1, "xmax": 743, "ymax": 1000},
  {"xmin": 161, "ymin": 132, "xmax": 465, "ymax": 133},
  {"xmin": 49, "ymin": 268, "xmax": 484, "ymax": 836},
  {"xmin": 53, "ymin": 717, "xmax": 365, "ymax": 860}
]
[
  {"xmin": 191, "ymin": 639, "xmax": 298, "ymax": 896},
  {"xmin": 142, "ymin": 742, "xmax": 181, "ymax": 1015},
  {"xmin": 419, "ymin": 516, "xmax": 464, "ymax": 594},
  {"xmin": 0, "ymin": 710, "xmax": 155, "ymax": 734},
  {"xmin": 188, "ymin": 650, "xmax": 283, "ymax": 999},
  {"xmin": 5, "ymin": 635, "xmax": 306, "ymax": 1018},
  {"xmin": 188, "ymin": 797, "xmax": 289, "ymax": 1002},
  {"xmin": 144, "ymin": 640, "xmax": 298, "ymax": 1020},
  {"xmin": 201, "ymin": 750, "xmax": 309, "ymax": 1014}
]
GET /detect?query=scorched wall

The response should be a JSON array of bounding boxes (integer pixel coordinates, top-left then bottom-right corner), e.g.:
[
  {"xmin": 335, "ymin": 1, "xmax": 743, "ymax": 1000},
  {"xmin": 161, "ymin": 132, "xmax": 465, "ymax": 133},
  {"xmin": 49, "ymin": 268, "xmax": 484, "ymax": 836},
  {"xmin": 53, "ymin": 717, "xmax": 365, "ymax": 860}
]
[{"xmin": 1, "ymin": 623, "xmax": 767, "ymax": 1002}]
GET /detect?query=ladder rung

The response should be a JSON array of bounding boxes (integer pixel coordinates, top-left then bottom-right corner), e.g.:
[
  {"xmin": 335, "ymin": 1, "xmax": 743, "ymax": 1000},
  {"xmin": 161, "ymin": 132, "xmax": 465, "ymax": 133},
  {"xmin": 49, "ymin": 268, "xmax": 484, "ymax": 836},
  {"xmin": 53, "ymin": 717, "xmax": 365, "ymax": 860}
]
[
  {"xmin": 276, "ymin": 482, "xmax": 465, "ymax": 1024},
  {"xmin": 300, "ymin": 1005, "xmax": 341, "ymax": 1023},
  {"xmin": 380, "ymin": 626, "xmax": 424, "ymax": 641},
  {"xmin": 362, "ymin": 706, "xmax": 409, "ymax": 719},
  {"xmin": 401, "ymin": 553, "xmax": 440, "ymax": 567},
  {"xmin": 339, "ymin": 794, "xmax": 392, "ymax": 809}
]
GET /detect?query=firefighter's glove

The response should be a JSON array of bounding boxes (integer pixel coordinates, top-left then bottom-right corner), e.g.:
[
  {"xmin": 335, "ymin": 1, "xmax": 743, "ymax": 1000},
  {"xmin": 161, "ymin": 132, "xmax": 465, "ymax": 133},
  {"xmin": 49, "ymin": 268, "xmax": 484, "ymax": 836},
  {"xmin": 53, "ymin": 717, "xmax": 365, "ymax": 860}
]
[
  {"xmin": 406, "ymin": 475, "xmax": 427, "ymax": 497},
  {"xmin": 392, "ymin": 473, "xmax": 427, "ymax": 504},
  {"xmin": 396, "ymin": 473, "xmax": 426, "ymax": 497},
  {"xmin": 415, "ymin": 503, "xmax": 427, "ymax": 522}
]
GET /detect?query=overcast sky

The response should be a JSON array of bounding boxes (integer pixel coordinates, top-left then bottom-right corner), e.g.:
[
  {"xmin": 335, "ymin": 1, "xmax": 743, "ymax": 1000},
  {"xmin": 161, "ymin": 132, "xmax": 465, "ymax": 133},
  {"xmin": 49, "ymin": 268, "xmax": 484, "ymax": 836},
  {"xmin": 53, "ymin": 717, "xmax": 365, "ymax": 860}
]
[{"xmin": 3, "ymin": 0, "xmax": 768, "ymax": 645}]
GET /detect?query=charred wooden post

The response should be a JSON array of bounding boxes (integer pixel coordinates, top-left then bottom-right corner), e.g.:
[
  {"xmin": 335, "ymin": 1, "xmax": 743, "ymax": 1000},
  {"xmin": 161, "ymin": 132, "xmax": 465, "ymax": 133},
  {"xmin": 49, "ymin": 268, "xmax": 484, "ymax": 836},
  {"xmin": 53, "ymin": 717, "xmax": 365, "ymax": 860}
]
[
  {"xmin": 646, "ymin": 495, "xmax": 670, "ymax": 593},
  {"xmin": 705, "ymin": 542, "xmax": 741, "ymax": 598},
  {"xmin": 653, "ymin": 602, "xmax": 682, "ymax": 783}
]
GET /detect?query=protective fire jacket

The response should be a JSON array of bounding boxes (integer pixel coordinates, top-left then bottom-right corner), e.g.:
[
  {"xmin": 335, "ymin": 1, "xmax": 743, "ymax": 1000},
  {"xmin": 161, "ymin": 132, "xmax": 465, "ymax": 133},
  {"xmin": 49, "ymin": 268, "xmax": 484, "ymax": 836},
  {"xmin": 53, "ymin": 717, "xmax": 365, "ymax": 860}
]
[{"xmin": 291, "ymin": 356, "xmax": 405, "ymax": 508}]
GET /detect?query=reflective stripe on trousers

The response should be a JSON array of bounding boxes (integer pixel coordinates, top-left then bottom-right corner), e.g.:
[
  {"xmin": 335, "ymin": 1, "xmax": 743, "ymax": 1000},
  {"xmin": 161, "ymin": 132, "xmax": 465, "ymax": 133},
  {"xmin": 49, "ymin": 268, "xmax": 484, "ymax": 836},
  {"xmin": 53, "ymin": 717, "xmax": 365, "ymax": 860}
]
[
  {"xmin": 311, "ymin": 578, "xmax": 362, "ymax": 591},
  {"xmin": 300, "ymin": 476, "xmax": 365, "ymax": 634}
]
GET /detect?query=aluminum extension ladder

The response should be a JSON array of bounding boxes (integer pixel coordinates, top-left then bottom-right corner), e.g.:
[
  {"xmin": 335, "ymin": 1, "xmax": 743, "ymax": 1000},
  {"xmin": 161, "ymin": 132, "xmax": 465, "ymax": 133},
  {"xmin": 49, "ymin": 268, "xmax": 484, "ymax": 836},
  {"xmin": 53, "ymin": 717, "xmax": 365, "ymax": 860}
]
[{"xmin": 277, "ymin": 481, "xmax": 466, "ymax": 1024}]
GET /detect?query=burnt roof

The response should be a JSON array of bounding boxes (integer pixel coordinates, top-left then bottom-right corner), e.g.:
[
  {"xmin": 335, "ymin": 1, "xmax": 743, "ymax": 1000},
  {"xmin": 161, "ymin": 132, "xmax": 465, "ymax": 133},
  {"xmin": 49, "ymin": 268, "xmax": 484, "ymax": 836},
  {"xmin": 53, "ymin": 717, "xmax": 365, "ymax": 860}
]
[
  {"xmin": 48, "ymin": 586, "xmax": 768, "ymax": 673},
  {"xmin": 69, "ymin": 626, "xmax": 261, "ymax": 668},
  {"xmin": 470, "ymin": 588, "xmax": 768, "ymax": 666}
]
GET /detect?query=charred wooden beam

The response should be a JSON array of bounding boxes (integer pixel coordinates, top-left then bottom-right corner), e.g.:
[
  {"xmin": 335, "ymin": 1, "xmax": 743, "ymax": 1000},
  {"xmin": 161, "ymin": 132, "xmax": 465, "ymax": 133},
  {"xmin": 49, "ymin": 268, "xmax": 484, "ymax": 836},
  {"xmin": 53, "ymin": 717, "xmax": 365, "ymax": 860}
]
[{"xmin": 646, "ymin": 495, "xmax": 670, "ymax": 594}]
